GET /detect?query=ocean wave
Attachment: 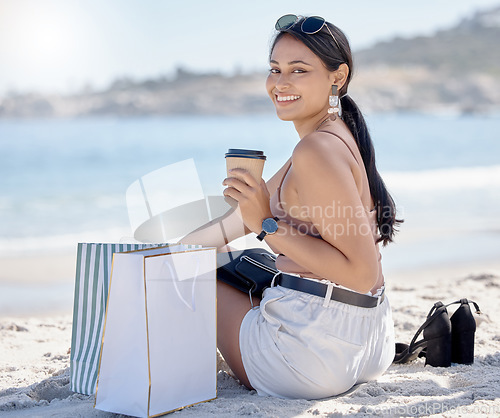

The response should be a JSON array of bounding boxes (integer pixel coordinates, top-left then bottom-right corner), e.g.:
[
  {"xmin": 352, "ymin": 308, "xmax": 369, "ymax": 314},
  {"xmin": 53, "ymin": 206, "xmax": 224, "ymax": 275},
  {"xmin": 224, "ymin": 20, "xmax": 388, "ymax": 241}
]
[{"xmin": 382, "ymin": 165, "xmax": 500, "ymax": 191}]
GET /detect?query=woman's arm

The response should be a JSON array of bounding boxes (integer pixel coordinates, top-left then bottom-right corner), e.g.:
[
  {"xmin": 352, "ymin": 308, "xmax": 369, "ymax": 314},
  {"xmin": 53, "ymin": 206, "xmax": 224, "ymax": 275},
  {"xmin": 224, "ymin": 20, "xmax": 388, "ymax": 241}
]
[
  {"xmin": 179, "ymin": 206, "xmax": 250, "ymax": 249},
  {"xmin": 180, "ymin": 158, "xmax": 291, "ymax": 248},
  {"xmin": 180, "ymin": 158, "xmax": 292, "ymax": 249}
]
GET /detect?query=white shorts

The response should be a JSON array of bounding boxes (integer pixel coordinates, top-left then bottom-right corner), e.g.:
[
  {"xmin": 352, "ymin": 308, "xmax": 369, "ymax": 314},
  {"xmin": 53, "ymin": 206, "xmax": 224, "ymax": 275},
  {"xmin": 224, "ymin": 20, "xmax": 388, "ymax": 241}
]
[{"xmin": 239, "ymin": 283, "xmax": 395, "ymax": 399}]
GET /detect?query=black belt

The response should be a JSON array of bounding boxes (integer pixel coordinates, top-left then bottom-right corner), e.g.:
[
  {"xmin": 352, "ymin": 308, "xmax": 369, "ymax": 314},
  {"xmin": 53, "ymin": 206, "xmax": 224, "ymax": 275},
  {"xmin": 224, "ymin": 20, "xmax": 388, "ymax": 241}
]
[{"xmin": 276, "ymin": 274, "xmax": 384, "ymax": 308}]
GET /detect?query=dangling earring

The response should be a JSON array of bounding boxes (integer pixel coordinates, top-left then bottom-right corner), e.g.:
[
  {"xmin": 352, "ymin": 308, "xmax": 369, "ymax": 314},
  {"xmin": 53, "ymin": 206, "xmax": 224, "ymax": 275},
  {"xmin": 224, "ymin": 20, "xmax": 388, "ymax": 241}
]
[{"xmin": 328, "ymin": 85, "xmax": 340, "ymax": 120}]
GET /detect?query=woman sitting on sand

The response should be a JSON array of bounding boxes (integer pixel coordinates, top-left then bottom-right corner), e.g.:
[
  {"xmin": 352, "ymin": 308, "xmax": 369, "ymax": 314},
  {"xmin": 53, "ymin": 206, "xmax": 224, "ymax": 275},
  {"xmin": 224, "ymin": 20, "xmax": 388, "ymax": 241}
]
[{"xmin": 182, "ymin": 14, "xmax": 401, "ymax": 399}]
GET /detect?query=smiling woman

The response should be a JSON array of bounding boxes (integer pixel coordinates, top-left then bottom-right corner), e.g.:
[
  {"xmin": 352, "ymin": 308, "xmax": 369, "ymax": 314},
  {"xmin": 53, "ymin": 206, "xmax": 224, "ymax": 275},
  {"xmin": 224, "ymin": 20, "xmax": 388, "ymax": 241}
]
[{"xmin": 180, "ymin": 13, "xmax": 401, "ymax": 400}]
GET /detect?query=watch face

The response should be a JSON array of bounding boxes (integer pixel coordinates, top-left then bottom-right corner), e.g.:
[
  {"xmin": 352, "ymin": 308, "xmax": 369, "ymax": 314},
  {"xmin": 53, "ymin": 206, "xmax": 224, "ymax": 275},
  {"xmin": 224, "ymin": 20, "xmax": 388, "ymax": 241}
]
[{"xmin": 262, "ymin": 218, "xmax": 279, "ymax": 234}]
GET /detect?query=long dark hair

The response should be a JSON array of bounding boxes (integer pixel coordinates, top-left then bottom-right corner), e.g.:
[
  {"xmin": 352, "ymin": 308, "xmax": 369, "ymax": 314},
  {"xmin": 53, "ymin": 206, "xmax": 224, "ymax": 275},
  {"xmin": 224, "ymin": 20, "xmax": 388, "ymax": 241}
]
[{"xmin": 270, "ymin": 18, "xmax": 402, "ymax": 245}]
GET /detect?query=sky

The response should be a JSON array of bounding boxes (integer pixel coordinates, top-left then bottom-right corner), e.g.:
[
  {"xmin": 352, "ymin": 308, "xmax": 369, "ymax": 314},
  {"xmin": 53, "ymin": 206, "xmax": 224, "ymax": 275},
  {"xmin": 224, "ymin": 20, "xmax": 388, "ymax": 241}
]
[{"xmin": 0, "ymin": 0, "xmax": 499, "ymax": 94}]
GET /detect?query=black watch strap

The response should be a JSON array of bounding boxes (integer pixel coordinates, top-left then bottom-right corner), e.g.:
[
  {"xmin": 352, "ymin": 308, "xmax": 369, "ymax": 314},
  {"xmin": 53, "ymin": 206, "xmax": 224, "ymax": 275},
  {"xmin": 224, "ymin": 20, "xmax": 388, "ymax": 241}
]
[{"xmin": 256, "ymin": 230, "xmax": 267, "ymax": 241}]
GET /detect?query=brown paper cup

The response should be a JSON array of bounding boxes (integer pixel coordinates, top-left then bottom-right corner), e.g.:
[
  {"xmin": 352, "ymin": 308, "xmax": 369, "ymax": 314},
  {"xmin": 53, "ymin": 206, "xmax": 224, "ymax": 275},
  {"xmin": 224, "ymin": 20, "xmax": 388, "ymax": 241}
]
[
  {"xmin": 224, "ymin": 149, "xmax": 266, "ymax": 207},
  {"xmin": 226, "ymin": 156, "xmax": 265, "ymax": 182}
]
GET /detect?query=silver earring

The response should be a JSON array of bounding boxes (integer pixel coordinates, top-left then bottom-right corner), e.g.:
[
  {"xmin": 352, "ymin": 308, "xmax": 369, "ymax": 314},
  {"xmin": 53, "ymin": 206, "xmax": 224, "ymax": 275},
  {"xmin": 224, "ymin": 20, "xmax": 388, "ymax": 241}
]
[{"xmin": 328, "ymin": 85, "xmax": 340, "ymax": 120}]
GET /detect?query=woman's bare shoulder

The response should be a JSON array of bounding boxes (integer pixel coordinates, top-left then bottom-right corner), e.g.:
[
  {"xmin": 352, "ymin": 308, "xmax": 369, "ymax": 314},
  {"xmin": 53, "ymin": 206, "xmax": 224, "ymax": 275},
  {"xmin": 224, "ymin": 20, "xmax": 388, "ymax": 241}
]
[{"xmin": 292, "ymin": 129, "xmax": 357, "ymax": 170}]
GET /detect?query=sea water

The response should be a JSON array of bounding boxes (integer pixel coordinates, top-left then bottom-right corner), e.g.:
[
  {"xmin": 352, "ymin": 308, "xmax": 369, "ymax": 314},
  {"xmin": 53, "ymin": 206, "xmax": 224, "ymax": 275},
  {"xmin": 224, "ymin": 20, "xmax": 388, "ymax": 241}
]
[{"xmin": 1, "ymin": 112, "xmax": 499, "ymax": 281}]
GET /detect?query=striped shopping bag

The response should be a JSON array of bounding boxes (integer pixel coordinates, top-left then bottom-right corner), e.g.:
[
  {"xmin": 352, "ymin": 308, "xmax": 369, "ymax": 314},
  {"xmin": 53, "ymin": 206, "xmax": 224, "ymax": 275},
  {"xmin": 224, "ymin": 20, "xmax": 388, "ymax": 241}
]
[{"xmin": 70, "ymin": 242, "xmax": 170, "ymax": 395}]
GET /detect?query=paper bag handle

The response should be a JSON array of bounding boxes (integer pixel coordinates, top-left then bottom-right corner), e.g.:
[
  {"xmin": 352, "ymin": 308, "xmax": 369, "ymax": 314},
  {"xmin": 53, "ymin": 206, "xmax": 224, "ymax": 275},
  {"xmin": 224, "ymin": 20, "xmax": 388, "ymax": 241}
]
[{"xmin": 163, "ymin": 256, "xmax": 199, "ymax": 312}]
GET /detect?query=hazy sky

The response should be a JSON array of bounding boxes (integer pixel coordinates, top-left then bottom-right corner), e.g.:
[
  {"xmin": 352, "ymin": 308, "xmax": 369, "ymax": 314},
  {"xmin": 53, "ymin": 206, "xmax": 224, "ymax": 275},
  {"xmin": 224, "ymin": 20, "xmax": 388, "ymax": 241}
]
[{"xmin": 0, "ymin": 0, "xmax": 498, "ymax": 94}]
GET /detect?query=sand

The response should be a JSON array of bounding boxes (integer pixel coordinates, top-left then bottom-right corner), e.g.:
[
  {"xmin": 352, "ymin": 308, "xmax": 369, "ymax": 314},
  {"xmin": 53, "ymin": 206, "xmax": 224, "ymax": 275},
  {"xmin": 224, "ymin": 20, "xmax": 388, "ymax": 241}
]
[
  {"xmin": 0, "ymin": 252, "xmax": 76, "ymax": 284},
  {"xmin": 1, "ymin": 264, "xmax": 499, "ymax": 417}
]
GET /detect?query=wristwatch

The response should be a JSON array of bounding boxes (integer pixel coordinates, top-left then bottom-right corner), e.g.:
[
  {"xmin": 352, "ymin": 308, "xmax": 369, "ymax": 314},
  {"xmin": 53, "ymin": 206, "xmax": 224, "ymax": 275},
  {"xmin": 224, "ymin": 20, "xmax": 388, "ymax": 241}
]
[{"xmin": 256, "ymin": 217, "xmax": 280, "ymax": 241}]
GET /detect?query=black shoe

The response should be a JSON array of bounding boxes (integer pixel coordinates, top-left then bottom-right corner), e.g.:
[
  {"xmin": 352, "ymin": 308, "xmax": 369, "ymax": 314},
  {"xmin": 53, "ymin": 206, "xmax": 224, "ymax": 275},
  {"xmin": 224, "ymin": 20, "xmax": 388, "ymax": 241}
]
[
  {"xmin": 394, "ymin": 301, "xmax": 452, "ymax": 367},
  {"xmin": 447, "ymin": 299, "xmax": 481, "ymax": 365}
]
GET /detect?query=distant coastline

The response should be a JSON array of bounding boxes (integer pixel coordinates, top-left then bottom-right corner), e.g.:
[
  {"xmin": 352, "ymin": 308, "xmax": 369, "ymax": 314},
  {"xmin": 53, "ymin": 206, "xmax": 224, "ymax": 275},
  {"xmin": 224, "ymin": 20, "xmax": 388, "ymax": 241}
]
[{"xmin": 1, "ymin": 6, "xmax": 499, "ymax": 118}]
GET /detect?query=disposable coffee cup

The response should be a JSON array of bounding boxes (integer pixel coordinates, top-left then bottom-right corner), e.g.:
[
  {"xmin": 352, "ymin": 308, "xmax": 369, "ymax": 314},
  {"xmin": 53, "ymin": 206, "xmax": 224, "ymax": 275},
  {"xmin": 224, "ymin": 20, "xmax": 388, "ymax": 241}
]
[{"xmin": 224, "ymin": 149, "xmax": 266, "ymax": 207}]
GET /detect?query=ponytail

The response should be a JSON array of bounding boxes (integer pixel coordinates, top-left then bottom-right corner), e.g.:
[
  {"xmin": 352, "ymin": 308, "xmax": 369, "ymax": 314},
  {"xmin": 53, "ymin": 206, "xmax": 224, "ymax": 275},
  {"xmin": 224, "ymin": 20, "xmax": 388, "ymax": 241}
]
[{"xmin": 341, "ymin": 95, "xmax": 403, "ymax": 245}]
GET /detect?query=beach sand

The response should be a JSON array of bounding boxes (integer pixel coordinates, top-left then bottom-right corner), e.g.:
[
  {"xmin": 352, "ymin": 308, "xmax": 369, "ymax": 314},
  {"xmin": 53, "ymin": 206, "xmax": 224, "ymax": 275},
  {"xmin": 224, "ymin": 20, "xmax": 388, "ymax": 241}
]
[{"xmin": 1, "ymin": 261, "xmax": 499, "ymax": 417}]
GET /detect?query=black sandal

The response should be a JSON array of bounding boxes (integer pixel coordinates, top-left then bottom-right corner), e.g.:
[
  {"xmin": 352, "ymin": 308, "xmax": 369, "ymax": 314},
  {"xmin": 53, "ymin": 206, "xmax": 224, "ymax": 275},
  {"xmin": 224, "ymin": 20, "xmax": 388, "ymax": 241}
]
[
  {"xmin": 393, "ymin": 301, "xmax": 452, "ymax": 367},
  {"xmin": 447, "ymin": 299, "xmax": 481, "ymax": 364}
]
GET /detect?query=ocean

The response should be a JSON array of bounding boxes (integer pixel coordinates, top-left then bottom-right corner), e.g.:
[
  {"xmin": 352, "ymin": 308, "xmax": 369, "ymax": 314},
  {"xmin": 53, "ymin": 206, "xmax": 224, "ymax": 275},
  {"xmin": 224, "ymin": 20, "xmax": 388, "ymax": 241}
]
[{"xmin": 1, "ymin": 112, "xmax": 500, "ymax": 277}]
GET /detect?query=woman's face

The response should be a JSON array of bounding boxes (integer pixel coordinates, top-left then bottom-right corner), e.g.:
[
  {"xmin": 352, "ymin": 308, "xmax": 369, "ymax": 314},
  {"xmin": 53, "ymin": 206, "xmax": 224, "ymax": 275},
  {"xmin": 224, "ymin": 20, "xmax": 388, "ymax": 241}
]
[{"xmin": 266, "ymin": 34, "xmax": 334, "ymax": 123}]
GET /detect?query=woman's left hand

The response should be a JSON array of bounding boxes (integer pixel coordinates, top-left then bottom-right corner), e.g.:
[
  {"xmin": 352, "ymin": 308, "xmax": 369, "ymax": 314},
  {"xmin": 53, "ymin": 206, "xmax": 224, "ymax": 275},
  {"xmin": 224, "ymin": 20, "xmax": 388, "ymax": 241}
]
[{"xmin": 222, "ymin": 168, "xmax": 273, "ymax": 234}]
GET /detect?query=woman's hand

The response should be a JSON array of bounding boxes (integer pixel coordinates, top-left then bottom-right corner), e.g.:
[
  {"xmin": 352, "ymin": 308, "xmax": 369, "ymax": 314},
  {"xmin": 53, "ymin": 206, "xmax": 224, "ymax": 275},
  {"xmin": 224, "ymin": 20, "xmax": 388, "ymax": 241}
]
[{"xmin": 222, "ymin": 168, "xmax": 273, "ymax": 234}]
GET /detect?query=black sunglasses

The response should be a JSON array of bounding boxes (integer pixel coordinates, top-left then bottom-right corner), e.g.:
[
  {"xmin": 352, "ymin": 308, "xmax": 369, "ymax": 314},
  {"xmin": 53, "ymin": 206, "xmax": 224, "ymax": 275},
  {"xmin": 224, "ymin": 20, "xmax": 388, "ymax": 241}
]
[{"xmin": 275, "ymin": 14, "xmax": 341, "ymax": 50}]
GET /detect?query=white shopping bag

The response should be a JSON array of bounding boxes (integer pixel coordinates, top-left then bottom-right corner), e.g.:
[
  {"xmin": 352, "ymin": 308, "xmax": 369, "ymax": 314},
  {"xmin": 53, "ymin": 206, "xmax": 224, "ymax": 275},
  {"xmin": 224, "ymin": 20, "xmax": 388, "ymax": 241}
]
[{"xmin": 94, "ymin": 245, "xmax": 217, "ymax": 417}]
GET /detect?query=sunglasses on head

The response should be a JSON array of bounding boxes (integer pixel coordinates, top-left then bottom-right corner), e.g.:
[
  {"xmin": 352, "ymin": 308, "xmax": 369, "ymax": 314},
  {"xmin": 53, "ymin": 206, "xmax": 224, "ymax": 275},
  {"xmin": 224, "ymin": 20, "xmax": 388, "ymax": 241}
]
[{"xmin": 275, "ymin": 14, "xmax": 341, "ymax": 50}]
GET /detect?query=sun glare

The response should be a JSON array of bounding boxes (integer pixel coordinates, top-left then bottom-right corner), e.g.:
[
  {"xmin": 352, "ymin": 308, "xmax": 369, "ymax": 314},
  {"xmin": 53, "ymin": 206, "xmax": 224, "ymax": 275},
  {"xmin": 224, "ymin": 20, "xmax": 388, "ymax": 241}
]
[
  {"xmin": 46, "ymin": 30, "xmax": 71, "ymax": 57},
  {"xmin": 2, "ymin": 3, "xmax": 75, "ymax": 65},
  {"xmin": 25, "ymin": 16, "xmax": 73, "ymax": 62}
]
